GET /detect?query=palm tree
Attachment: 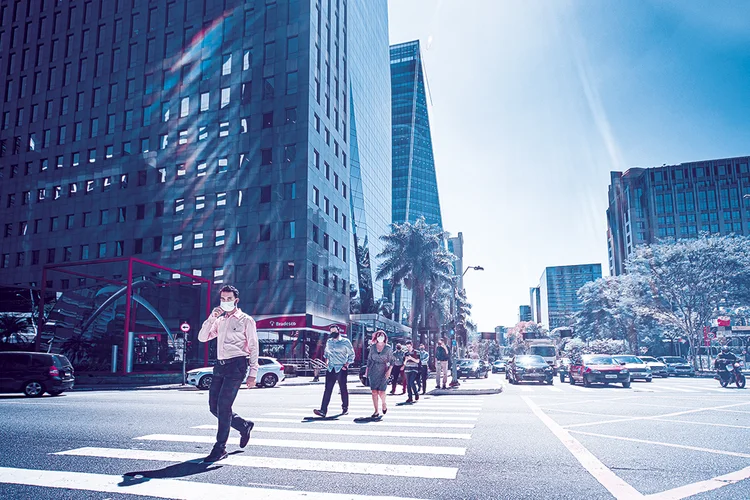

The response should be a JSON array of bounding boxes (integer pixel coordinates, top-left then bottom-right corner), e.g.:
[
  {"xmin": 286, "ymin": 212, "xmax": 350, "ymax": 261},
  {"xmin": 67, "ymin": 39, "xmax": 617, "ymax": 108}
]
[
  {"xmin": 376, "ymin": 217, "xmax": 455, "ymax": 342},
  {"xmin": 0, "ymin": 314, "xmax": 31, "ymax": 345}
]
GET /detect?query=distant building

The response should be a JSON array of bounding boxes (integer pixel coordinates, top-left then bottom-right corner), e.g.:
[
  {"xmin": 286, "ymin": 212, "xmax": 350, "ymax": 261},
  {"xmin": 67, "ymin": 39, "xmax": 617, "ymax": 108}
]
[
  {"xmin": 519, "ymin": 305, "xmax": 532, "ymax": 323},
  {"xmin": 529, "ymin": 286, "xmax": 542, "ymax": 323},
  {"xmin": 538, "ymin": 264, "xmax": 602, "ymax": 330},
  {"xmin": 448, "ymin": 232, "xmax": 464, "ymax": 290},
  {"xmin": 607, "ymin": 156, "xmax": 750, "ymax": 276},
  {"xmin": 494, "ymin": 325, "xmax": 507, "ymax": 345}
]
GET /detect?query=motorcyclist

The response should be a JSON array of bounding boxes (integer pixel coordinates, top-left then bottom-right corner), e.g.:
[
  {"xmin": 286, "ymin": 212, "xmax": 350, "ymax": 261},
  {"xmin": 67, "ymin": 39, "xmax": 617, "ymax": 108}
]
[{"xmin": 715, "ymin": 346, "xmax": 738, "ymax": 379}]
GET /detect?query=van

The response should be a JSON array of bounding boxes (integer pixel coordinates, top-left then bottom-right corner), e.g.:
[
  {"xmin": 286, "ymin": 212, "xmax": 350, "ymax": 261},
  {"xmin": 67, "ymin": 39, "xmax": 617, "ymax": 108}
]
[{"xmin": 0, "ymin": 352, "xmax": 75, "ymax": 397}]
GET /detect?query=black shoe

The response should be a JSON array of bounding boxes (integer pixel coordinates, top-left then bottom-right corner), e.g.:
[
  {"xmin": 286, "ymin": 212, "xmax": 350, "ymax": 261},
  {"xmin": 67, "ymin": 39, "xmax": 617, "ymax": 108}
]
[
  {"xmin": 415, "ymin": 393, "xmax": 419, "ymax": 401},
  {"xmin": 313, "ymin": 409, "xmax": 326, "ymax": 417},
  {"xmin": 405, "ymin": 398, "xmax": 413, "ymax": 403},
  {"xmin": 239, "ymin": 421, "xmax": 254, "ymax": 448},
  {"xmin": 341, "ymin": 408, "xmax": 348, "ymax": 415},
  {"xmin": 442, "ymin": 385, "xmax": 447, "ymax": 389},
  {"xmin": 203, "ymin": 447, "xmax": 227, "ymax": 463},
  {"xmin": 382, "ymin": 407, "xmax": 388, "ymax": 415}
]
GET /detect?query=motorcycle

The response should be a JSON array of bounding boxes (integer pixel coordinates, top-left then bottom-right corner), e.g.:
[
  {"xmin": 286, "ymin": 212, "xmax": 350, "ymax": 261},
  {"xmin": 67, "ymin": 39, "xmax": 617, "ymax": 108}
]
[{"xmin": 716, "ymin": 361, "xmax": 746, "ymax": 389}]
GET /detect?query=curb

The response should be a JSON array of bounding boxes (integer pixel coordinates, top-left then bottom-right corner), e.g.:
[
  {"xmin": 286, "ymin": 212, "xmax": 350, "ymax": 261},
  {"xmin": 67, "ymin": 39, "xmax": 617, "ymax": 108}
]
[{"xmin": 428, "ymin": 385, "xmax": 503, "ymax": 396}]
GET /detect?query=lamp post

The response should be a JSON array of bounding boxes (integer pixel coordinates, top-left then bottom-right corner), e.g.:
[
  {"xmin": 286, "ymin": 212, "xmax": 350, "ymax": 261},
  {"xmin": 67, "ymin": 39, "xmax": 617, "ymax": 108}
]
[{"xmin": 449, "ymin": 265, "xmax": 484, "ymax": 387}]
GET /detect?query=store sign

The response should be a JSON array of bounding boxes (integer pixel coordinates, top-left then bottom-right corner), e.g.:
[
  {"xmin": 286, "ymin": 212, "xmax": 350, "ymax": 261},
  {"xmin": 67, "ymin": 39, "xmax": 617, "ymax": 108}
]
[
  {"xmin": 481, "ymin": 332, "xmax": 496, "ymax": 340},
  {"xmin": 255, "ymin": 315, "xmax": 307, "ymax": 330}
]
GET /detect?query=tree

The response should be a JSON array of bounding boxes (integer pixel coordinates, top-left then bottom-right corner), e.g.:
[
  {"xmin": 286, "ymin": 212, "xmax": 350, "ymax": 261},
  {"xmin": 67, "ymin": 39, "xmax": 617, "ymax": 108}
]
[
  {"xmin": 627, "ymin": 235, "xmax": 750, "ymax": 366},
  {"xmin": 376, "ymin": 217, "xmax": 455, "ymax": 342},
  {"xmin": 0, "ymin": 314, "xmax": 31, "ymax": 345},
  {"xmin": 505, "ymin": 321, "xmax": 549, "ymax": 354}
]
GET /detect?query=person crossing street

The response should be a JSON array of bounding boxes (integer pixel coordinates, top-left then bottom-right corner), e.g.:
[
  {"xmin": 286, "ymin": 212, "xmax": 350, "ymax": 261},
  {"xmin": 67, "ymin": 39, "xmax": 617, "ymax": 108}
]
[
  {"xmin": 403, "ymin": 341, "xmax": 420, "ymax": 403},
  {"xmin": 313, "ymin": 326, "xmax": 355, "ymax": 417},
  {"xmin": 390, "ymin": 343, "xmax": 406, "ymax": 394},
  {"xmin": 197, "ymin": 285, "xmax": 258, "ymax": 463},
  {"xmin": 418, "ymin": 343, "xmax": 429, "ymax": 394},
  {"xmin": 435, "ymin": 338, "xmax": 450, "ymax": 389}
]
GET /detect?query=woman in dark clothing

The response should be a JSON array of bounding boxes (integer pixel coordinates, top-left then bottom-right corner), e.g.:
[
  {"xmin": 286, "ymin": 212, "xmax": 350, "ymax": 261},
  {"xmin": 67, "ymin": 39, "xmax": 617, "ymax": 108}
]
[{"xmin": 365, "ymin": 330, "xmax": 394, "ymax": 418}]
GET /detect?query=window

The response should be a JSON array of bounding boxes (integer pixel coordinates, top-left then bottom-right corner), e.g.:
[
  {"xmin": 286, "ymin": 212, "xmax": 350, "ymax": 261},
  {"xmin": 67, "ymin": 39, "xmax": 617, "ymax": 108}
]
[
  {"xmin": 262, "ymin": 112, "xmax": 273, "ymax": 129},
  {"xmin": 343, "ymin": 183, "xmax": 347, "ymax": 199},
  {"xmin": 259, "ymin": 224, "xmax": 271, "ymax": 241},
  {"xmin": 286, "ymin": 71, "xmax": 298, "ymax": 94},
  {"xmin": 195, "ymin": 195, "xmax": 206, "ymax": 210},
  {"xmin": 155, "ymin": 201, "xmax": 164, "ymax": 217},
  {"xmin": 284, "ymin": 182, "xmax": 296, "ymax": 200},
  {"xmin": 178, "ymin": 130, "xmax": 188, "ymax": 144},
  {"xmin": 334, "ymin": 206, "xmax": 339, "ymax": 223},
  {"xmin": 216, "ymin": 192, "xmax": 227, "ymax": 206},
  {"xmin": 66, "ymin": 214, "xmax": 75, "ymax": 229},
  {"xmin": 285, "ymin": 107, "xmax": 297, "ymax": 124},
  {"xmin": 264, "ymin": 42, "xmax": 275, "ymax": 65},
  {"xmin": 263, "ymin": 77, "xmax": 274, "ymax": 99},
  {"xmin": 220, "ymin": 87, "xmax": 230, "ymax": 108},
  {"xmin": 283, "ymin": 221, "xmax": 296, "ymax": 239},
  {"xmin": 117, "ymin": 207, "xmax": 127, "ymax": 223},
  {"xmin": 259, "ymin": 263, "xmax": 270, "ymax": 281},
  {"xmin": 134, "ymin": 239, "xmax": 143, "ymax": 254},
  {"xmin": 222, "ymin": 53, "xmax": 232, "ymax": 75},
  {"xmin": 312, "ymin": 263, "xmax": 318, "ymax": 282},
  {"xmin": 193, "ymin": 232, "xmax": 204, "ymax": 249},
  {"xmin": 197, "ymin": 162, "xmax": 207, "ymax": 176},
  {"xmin": 261, "ymin": 148, "xmax": 273, "ymax": 165},
  {"xmin": 325, "ymin": 162, "xmax": 330, "ymax": 180},
  {"xmin": 260, "ymin": 185, "xmax": 272, "ymax": 203},
  {"xmin": 218, "ymin": 158, "xmax": 228, "ymax": 173},
  {"xmin": 284, "ymin": 262, "xmax": 295, "ymax": 279},
  {"xmin": 180, "ymin": 97, "xmax": 189, "ymax": 117},
  {"xmin": 323, "ymin": 269, "xmax": 329, "ymax": 287},
  {"xmin": 342, "ymin": 246, "xmax": 347, "ymax": 262},
  {"xmin": 314, "ymin": 150, "xmax": 320, "ymax": 169},
  {"xmin": 313, "ymin": 186, "xmax": 320, "ymax": 206},
  {"xmin": 115, "ymin": 241, "xmax": 124, "ymax": 257},
  {"xmin": 284, "ymin": 144, "xmax": 296, "ymax": 162},
  {"xmin": 200, "ymin": 92, "xmax": 209, "ymax": 111},
  {"xmin": 174, "ymin": 198, "xmax": 185, "ymax": 214},
  {"xmin": 324, "ymin": 197, "xmax": 330, "ymax": 215},
  {"xmin": 153, "ymin": 236, "xmax": 162, "ymax": 252},
  {"xmin": 97, "ymin": 243, "xmax": 107, "ymax": 258},
  {"xmin": 219, "ymin": 122, "xmax": 229, "ymax": 137},
  {"xmin": 323, "ymin": 233, "xmax": 329, "ymax": 250},
  {"xmin": 215, "ymin": 229, "xmax": 225, "ymax": 246},
  {"xmin": 136, "ymin": 204, "xmax": 145, "ymax": 220},
  {"xmin": 312, "ymin": 224, "xmax": 319, "ymax": 244},
  {"xmin": 172, "ymin": 234, "xmax": 183, "ymax": 251},
  {"xmin": 198, "ymin": 126, "xmax": 208, "ymax": 141}
]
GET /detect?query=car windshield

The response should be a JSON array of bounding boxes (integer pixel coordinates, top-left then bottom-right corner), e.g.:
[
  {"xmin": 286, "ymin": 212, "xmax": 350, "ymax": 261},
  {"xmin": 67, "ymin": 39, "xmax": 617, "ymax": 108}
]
[
  {"xmin": 662, "ymin": 357, "xmax": 688, "ymax": 364},
  {"xmin": 459, "ymin": 360, "xmax": 477, "ymax": 366},
  {"xmin": 583, "ymin": 355, "xmax": 616, "ymax": 365},
  {"xmin": 515, "ymin": 355, "xmax": 547, "ymax": 365},
  {"xmin": 639, "ymin": 357, "xmax": 659, "ymax": 363},
  {"xmin": 529, "ymin": 346, "xmax": 556, "ymax": 357},
  {"xmin": 613, "ymin": 356, "xmax": 642, "ymax": 364}
]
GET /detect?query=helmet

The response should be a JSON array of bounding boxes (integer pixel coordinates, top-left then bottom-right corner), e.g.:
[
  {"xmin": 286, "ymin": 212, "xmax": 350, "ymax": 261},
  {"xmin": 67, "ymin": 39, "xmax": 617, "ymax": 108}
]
[{"xmin": 721, "ymin": 345, "xmax": 729, "ymax": 353}]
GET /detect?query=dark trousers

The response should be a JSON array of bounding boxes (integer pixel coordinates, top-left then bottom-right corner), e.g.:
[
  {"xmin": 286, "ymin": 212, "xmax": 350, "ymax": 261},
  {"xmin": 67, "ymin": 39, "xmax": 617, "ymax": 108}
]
[
  {"xmin": 419, "ymin": 365, "xmax": 428, "ymax": 393},
  {"xmin": 208, "ymin": 357, "xmax": 252, "ymax": 449},
  {"xmin": 390, "ymin": 366, "xmax": 405, "ymax": 393},
  {"xmin": 320, "ymin": 368, "xmax": 349, "ymax": 414},
  {"xmin": 406, "ymin": 369, "xmax": 419, "ymax": 399}
]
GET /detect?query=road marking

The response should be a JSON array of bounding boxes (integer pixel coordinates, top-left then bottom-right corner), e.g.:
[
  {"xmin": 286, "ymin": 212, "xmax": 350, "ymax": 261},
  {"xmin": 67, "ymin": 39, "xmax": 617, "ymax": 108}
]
[
  {"xmin": 567, "ymin": 385, "xmax": 590, "ymax": 392},
  {"xmin": 563, "ymin": 401, "xmax": 750, "ymax": 429},
  {"xmin": 648, "ymin": 418, "xmax": 750, "ymax": 430},
  {"xmin": 522, "ymin": 396, "xmax": 644, "ymax": 499},
  {"xmin": 541, "ymin": 395, "xmax": 638, "ymax": 407},
  {"xmin": 337, "ymin": 405, "xmax": 483, "ymax": 412},
  {"xmin": 250, "ymin": 418, "xmax": 476, "ymax": 429},
  {"xmin": 645, "ymin": 465, "xmax": 750, "ymax": 500},
  {"xmin": 0, "ymin": 466, "xmax": 422, "ymax": 499},
  {"xmin": 135, "ymin": 434, "xmax": 466, "ymax": 456},
  {"xmin": 266, "ymin": 412, "xmax": 478, "ymax": 421},
  {"xmin": 653, "ymin": 386, "xmax": 696, "ymax": 393},
  {"xmin": 54, "ymin": 447, "xmax": 458, "ymax": 480},
  {"xmin": 191, "ymin": 424, "xmax": 472, "ymax": 440},
  {"xmin": 569, "ymin": 431, "xmax": 750, "ymax": 458},
  {"xmin": 548, "ymin": 386, "xmax": 563, "ymax": 392},
  {"xmin": 520, "ymin": 387, "xmax": 532, "ymax": 393}
]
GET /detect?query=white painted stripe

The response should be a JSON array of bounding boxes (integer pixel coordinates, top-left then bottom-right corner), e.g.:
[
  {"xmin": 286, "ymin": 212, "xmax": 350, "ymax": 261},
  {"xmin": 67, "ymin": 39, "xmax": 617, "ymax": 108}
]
[
  {"xmin": 520, "ymin": 387, "xmax": 532, "ymax": 393},
  {"xmin": 644, "ymin": 465, "xmax": 750, "ymax": 500},
  {"xmin": 251, "ymin": 418, "xmax": 475, "ymax": 429},
  {"xmin": 54, "ymin": 447, "xmax": 458, "ymax": 480},
  {"xmin": 567, "ymin": 385, "xmax": 589, "ymax": 392},
  {"xmin": 341, "ymin": 403, "xmax": 483, "ymax": 409},
  {"xmin": 0, "ymin": 466, "xmax": 421, "ymax": 499},
  {"xmin": 522, "ymin": 396, "xmax": 644, "ymax": 499},
  {"xmin": 548, "ymin": 386, "xmax": 563, "ymax": 392},
  {"xmin": 654, "ymin": 386, "xmax": 696, "ymax": 393},
  {"xmin": 191, "ymin": 424, "xmax": 472, "ymax": 440},
  {"xmin": 266, "ymin": 412, "xmax": 478, "ymax": 421},
  {"xmin": 135, "ymin": 434, "xmax": 466, "ymax": 456},
  {"xmin": 570, "ymin": 431, "xmax": 750, "ymax": 459}
]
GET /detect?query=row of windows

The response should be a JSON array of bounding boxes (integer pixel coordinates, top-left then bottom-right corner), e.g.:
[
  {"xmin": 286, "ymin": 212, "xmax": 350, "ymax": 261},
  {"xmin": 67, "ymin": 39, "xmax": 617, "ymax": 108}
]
[
  {"xmin": 310, "ymin": 224, "xmax": 347, "ymax": 263},
  {"xmin": 650, "ymin": 163, "xmax": 750, "ymax": 183},
  {"xmin": 311, "ymin": 185, "xmax": 348, "ymax": 231}
]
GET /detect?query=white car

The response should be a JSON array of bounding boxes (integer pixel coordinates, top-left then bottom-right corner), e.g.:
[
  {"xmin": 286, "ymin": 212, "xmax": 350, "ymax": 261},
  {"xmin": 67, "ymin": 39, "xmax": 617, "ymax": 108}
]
[
  {"xmin": 638, "ymin": 356, "xmax": 668, "ymax": 378},
  {"xmin": 612, "ymin": 355, "xmax": 652, "ymax": 382},
  {"xmin": 187, "ymin": 357, "xmax": 285, "ymax": 389}
]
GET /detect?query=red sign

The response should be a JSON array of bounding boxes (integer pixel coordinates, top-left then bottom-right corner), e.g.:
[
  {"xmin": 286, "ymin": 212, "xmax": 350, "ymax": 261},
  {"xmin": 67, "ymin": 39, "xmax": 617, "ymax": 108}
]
[
  {"xmin": 718, "ymin": 317, "xmax": 731, "ymax": 327},
  {"xmin": 180, "ymin": 322, "xmax": 190, "ymax": 333},
  {"xmin": 481, "ymin": 332, "xmax": 497, "ymax": 340},
  {"xmin": 255, "ymin": 315, "xmax": 307, "ymax": 330}
]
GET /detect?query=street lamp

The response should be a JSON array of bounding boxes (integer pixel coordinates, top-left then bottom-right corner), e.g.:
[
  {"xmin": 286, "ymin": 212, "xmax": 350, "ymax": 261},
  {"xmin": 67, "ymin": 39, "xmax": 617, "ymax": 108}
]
[{"xmin": 449, "ymin": 265, "xmax": 484, "ymax": 388}]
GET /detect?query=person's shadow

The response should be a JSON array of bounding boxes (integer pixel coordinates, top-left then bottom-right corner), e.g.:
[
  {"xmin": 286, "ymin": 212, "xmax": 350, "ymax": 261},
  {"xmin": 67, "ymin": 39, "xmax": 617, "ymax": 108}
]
[{"xmin": 118, "ymin": 451, "xmax": 242, "ymax": 487}]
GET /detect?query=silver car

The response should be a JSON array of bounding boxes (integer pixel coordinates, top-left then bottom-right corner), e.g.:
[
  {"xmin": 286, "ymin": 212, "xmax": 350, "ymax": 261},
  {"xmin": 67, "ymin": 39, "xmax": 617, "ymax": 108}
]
[
  {"xmin": 187, "ymin": 357, "xmax": 285, "ymax": 389},
  {"xmin": 638, "ymin": 356, "xmax": 668, "ymax": 378},
  {"xmin": 612, "ymin": 355, "xmax": 652, "ymax": 382}
]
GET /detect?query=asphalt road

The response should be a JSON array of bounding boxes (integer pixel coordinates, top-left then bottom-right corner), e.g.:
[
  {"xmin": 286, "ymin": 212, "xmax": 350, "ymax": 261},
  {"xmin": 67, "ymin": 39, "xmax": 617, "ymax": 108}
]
[{"xmin": 0, "ymin": 374, "xmax": 748, "ymax": 499}]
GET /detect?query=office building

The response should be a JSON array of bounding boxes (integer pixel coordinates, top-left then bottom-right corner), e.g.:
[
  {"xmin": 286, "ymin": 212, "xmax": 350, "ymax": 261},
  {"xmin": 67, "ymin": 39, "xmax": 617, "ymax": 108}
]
[
  {"xmin": 518, "ymin": 305, "xmax": 532, "ymax": 323},
  {"xmin": 529, "ymin": 286, "xmax": 541, "ymax": 323},
  {"xmin": 0, "ymin": 0, "xmax": 392, "ymax": 371},
  {"xmin": 538, "ymin": 264, "xmax": 602, "ymax": 330},
  {"xmin": 494, "ymin": 325, "xmax": 507, "ymax": 345},
  {"xmin": 607, "ymin": 156, "xmax": 750, "ymax": 275}
]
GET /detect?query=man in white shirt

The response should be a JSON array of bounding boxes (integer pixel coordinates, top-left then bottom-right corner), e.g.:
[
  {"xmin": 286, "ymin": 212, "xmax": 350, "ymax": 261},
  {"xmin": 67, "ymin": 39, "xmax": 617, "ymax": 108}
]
[{"xmin": 198, "ymin": 285, "xmax": 258, "ymax": 463}]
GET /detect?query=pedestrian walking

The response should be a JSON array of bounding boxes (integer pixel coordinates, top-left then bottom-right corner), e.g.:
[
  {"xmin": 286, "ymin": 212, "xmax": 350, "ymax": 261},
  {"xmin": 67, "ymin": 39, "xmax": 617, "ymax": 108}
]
[
  {"xmin": 390, "ymin": 343, "xmax": 406, "ymax": 394},
  {"xmin": 418, "ymin": 343, "xmax": 429, "ymax": 394},
  {"xmin": 197, "ymin": 285, "xmax": 257, "ymax": 463},
  {"xmin": 435, "ymin": 338, "xmax": 450, "ymax": 389},
  {"xmin": 365, "ymin": 330, "xmax": 394, "ymax": 418},
  {"xmin": 313, "ymin": 325, "xmax": 355, "ymax": 417},
  {"xmin": 403, "ymin": 341, "xmax": 420, "ymax": 403}
]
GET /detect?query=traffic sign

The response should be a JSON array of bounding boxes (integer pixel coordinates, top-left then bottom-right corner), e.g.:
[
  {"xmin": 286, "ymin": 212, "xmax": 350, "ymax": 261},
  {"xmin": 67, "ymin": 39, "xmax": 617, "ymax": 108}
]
[{"xmin": 180, "ymin": 322, "xmax": 190, "ymax": 333}]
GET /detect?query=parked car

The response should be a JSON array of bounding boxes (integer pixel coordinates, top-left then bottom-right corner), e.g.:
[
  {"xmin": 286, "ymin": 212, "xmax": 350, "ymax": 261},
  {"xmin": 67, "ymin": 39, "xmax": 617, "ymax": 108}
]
[
  {"xmin": 658, "ymin": 356, "xmax": 696, "ymax": 377},
  {"xmin": 187, "ymin": 356, "xmax": 285, "ymax": 389},
  {"xmin": 0, "ymin": 351, "xmax": 75, "ymax": 397},
  {"xmin": 638, "ymin": 356, "xmax": 668, "ymax": 377},
  {"xmin": 456, "ymin": 359, "xmax": 490, "ymax": 379},
  {"xmin": 507, "ymin": 355, "xmax": 554, "ymax": 385},
  {"xmin": 491, "ymin": 359, "xmax": 506, "ymax": 373},
  {"xmin": 557, "ymin": 358, "xmax": 571, "ymax": 383},
  {"xmin": 612, "ymin": 355, "xmax": 652, "ymax": 382},
  {"xmin": 569, "ymin": 354, "xmax": 631, "ymax": 388}
]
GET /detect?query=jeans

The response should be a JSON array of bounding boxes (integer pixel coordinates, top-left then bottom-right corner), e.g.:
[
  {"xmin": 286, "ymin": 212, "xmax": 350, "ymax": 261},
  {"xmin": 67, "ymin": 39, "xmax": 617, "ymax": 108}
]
[
  {"xmin": 390, "ymin": 366, "xmax": 404, "ymax": 393},
  {"xmin": 406, "ymin": 369, "xmax": 419, "ymax": 399},
  {"xmin": 208, "ymin": 356, "xmax": 252, "ymax": 449},
  {"xmin": 436, "ymin": 360, "xmax": 449, "ymax": 387},
  {"xmin": 320, "ymin": 368, "xmax": 349, "ymax": 414},
  {"xmin": 419, "ymin": 365, "xmax": 428, "ymax": 393}
]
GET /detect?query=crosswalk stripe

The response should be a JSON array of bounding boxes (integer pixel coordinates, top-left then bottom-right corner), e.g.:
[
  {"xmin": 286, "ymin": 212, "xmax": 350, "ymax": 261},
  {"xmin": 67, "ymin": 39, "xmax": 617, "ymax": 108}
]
[
  {"xmin": 521, "ymin": 387, "xmax": 532, "ymax": 393},
  {"xmin": 266, "ymin": 412, "xmax": 478, "ymax": 421},
  {"xmin": 548, "ymin": 386, "xmax": 563, "ymax": 392},
  {"xmin": 656, "ymin": 386, "xmax": 697, "ymax": 393},
  {"xmin": 323, "ymin": 407, "xmax": 481, "ymax": 415},
  {"xmin": 342, "ymin": 403, "xmax": 483, "ymax": 409},
  {"xmin": 0, "ymin": 466, "xmax": 421, "ymax": 499},
  {"xmin": 191, "ymin": 424, "xmax": 472, "ymax": 440},
  {"xmin": 250, "ymin": 418, "xmax": 475, "ymax": 429},
  {"xmin": 567, "ymin": 385, "xmax": 589, "ymax": 392},
  {"xmin": 53, "ymin": 447, "xmax": 459, "ymax": 480},
  {"xmin": 135, "ymin": 434, "xmax": 467, "ymax": 456}
]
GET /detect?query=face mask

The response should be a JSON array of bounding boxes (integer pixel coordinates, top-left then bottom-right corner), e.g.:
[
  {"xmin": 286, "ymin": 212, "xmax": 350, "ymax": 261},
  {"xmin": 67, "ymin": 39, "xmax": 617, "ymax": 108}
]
[
  {"xmin": 330, "ymin": 331, "xmax": 340, "ymax": 338},
  {"xmin": 220, "ymin": 301, "xmax": 236, "ymax": 312},
  {"xmin": 377, "ymin": 336, "xmax": 385, "ymax": 343}
]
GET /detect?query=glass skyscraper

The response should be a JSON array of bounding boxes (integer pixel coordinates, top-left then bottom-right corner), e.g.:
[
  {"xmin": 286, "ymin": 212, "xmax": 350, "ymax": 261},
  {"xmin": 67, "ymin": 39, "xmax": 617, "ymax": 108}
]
[{"xmin": 538, "ymin": 264, "xmax": 602, "ymax": 330}]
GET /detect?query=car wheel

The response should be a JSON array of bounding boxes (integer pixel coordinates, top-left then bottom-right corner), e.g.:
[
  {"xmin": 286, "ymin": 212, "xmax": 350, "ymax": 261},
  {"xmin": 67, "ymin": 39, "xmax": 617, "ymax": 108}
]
[
  {"xmin": 23, "ymin": 381, "xmax": 45, "ymax": 397},
  {"xmin": 646, "ymin": 377, "xmax": 652, "ymax": 383},
  {"xmin": 484, "ymin": 371, "xmax": 489, "ymax": 378},
  {"xmin": 689, "ymin": 373, "xmax": 696, "ymax": 377},
  {"xmin": 198, "ymin": 375, "xmax": 212, "ymax": 390},
  {"xmin": 583, "ymin": 376, "xmax": 591, "ymax": 387},
  {"xmin": 48, "ymin": 390, "xmax": 64, "ymax": 396},
  {"xmin": 622, "ymin": 381, "xmax": 631, "ymax": 388},
  {"xmin": 569, "ymin": 375, "xmax": 575, "ymax": 385},
  {"xmin": 547, "ymin": 379, "xmax": 554, "ymax": 385},
  {"xmin": 261, "ymin": 373, "xmax": 278, "ymax": 388}
]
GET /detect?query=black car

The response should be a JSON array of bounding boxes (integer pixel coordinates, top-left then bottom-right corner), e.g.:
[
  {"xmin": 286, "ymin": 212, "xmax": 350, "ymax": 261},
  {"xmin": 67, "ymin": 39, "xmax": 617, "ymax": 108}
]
[
  {"xmin": 507, "ymin": 355, "xmax": 554, "ymax": 385},
  {"xmin": 457, "ymin": 359, "xmax": 490, "ymax": 379},
  {"xmin": 0, "ymin": 351, "xmax": 75, "ymax": 397},
  {"xmin": 491, "ymin": 360, "xmax": 506, "ymax": 373}
]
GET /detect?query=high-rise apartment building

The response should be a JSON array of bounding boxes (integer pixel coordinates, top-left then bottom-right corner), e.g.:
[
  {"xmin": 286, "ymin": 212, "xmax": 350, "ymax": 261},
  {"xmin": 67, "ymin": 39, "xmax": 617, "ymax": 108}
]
[
  {"xmin": 0, "ymin": 0, "xmax": 392, "ymax": 368},
  {"xmin": 538, "ymin": 264, "xmax": 602, "ymax": 330},
  {"xmin": 607, "ymin": 156, "xmax": 750, "ymax": 276}
]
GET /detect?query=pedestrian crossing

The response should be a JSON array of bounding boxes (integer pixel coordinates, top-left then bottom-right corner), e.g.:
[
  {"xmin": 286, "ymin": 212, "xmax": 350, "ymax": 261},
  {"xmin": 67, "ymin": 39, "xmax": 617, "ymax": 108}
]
[
  {"xmin": 504, "ymin": 379, "xmax": 750, "ymax": 395},
  {"xmin": 1, "ymin": 394, "xmax": 490, "ymax": 499}
]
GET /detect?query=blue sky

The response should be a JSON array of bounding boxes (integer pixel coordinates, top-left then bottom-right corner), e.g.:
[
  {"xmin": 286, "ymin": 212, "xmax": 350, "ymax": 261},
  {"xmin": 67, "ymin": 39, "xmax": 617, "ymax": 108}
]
[{"xmin": 387, "ymin": 0, "xmax": 750, "ymax": 330}]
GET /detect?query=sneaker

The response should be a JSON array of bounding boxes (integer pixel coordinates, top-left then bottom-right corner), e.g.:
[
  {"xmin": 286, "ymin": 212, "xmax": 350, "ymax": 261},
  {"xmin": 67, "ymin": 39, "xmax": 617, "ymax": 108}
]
[
  {"xmin": 415, "ymin": 393, "xmax": 419, "ymax": 401},
  {"xmin": 313, "ymin": 409, "xmax": 326, "ymax": 417},
  {"xmin": 442, "ymin": 385, "xmax": 447, "ymax": 389},
  {"xmin": 203, "ymin": 447, "xmax": 227, "ymax": 463},
  {"xmin": 341, "ymin": 408, "xmax": 348, "ymax": 415},
  {"xmin": 239, "ymin": 421, "xmax": 254, "ymax": 448},
  {"xmin": 405, "ymin": 398, "xmax": 413, "ymax": 403}
]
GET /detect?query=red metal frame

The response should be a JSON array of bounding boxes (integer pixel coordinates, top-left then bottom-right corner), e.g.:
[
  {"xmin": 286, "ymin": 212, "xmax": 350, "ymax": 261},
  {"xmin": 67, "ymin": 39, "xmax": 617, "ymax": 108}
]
[{"xmin": 37, "ymin": 257, "xmax": 213, "ymax": 374}]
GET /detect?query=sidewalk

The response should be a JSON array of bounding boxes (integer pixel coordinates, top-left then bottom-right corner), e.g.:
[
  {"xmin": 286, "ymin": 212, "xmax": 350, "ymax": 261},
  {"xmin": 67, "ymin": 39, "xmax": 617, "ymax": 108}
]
[{"xmin": 72, "ymin": 374, "xmax": 356, "ymax": 392}]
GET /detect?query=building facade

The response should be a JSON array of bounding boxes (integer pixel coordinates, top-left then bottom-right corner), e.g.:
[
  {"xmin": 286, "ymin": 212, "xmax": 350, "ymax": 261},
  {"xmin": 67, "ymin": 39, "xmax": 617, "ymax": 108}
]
[
  {"xmin": 518, "ymin": 305, "xmax": 532, "ymax": 323},
  {"xmin": 0, "ymin": 0, "xmax": 392, "ymax": 370},
  {"xmin": 607, "ymin": 156, "xmax": 750, "ymax": 275},
  {"xmin": 447, "ymin": 231, "xmax": 464, "ymax": 289},
  {"xmin": 538, "ymin": 264, "xmax": 602, "ymax": 330},
  {"xmin": 529, "ymin": 286, "xmax": 541, "ymax": 324}
]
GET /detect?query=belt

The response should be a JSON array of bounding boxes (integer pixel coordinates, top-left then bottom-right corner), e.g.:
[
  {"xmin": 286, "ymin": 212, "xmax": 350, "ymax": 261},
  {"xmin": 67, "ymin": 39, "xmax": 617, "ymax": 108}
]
[{"xmin": 217, "ymin": 356, "xmax": 248, "ymax": 365}]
